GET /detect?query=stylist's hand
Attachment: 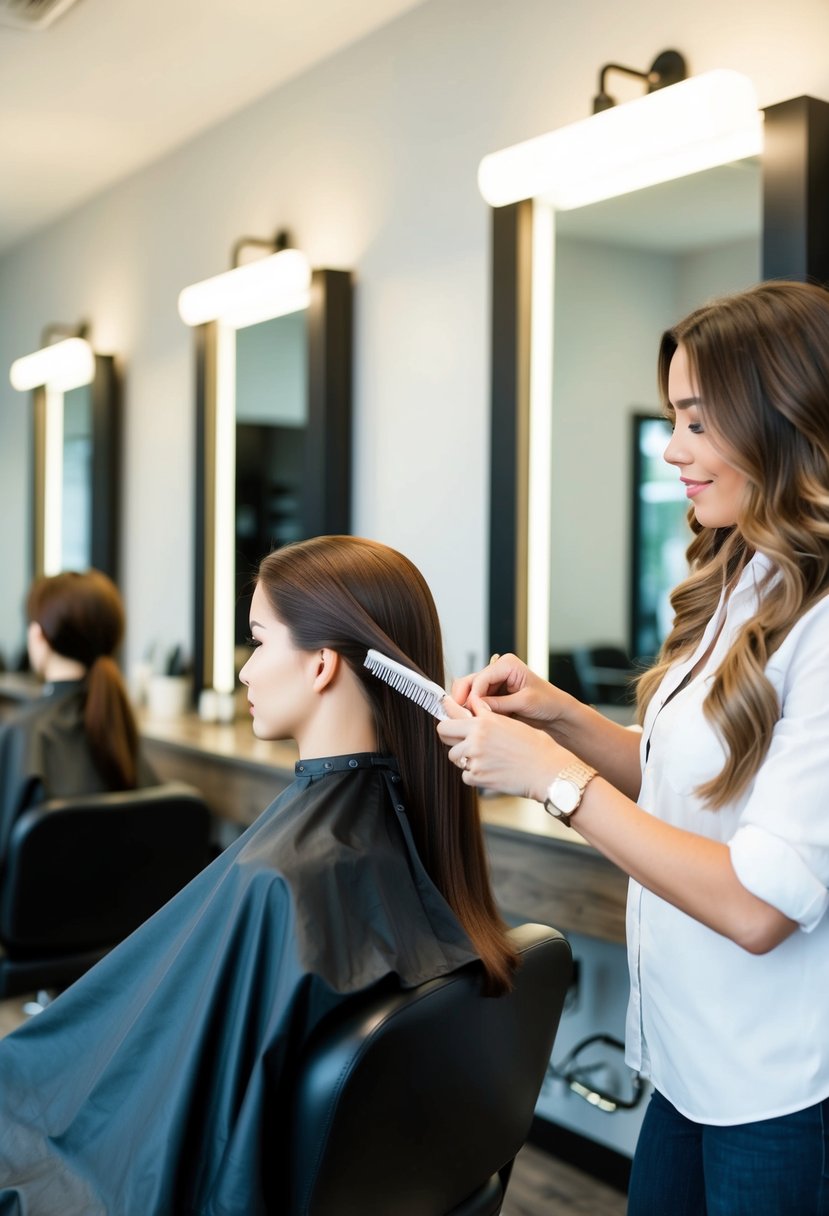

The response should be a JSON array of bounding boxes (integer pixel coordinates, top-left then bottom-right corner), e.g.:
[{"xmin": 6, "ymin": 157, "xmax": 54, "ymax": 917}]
[
  {"xmin": 452, "ymin": 652, "xmax": 567, "ymax": 733},
  {"xmin": 438, "ymin": 702, "xmax": 571, "ymax": 803}
]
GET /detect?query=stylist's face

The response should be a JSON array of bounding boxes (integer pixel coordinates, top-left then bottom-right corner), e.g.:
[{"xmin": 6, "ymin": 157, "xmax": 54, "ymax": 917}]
[
  {"xmin": 238, "ymin": 583, "xmax": 316, "ymax": 741},
  {"xmin": 663, "ymin": 343, "xmax": 747, "ymax": 529}
]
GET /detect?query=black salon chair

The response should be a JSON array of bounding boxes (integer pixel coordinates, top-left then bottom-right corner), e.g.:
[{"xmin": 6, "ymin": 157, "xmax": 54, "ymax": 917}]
[
  {"xmin": 572, "ymin": 644, "xmax": 636, "ymax": 707},
  {"xmin": 0, "ymin": 780, "xmax": 211, "ymax": 998},
  {"xmin": 285, "ymin": 922, "xmax": 572, "ymax": 1216}
]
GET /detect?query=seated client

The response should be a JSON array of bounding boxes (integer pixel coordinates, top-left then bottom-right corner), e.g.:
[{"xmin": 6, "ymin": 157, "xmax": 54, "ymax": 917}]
[
  {"xmin": 0, "ymin": 535, "xmax": 517, "ymax": 1215},
  {"xmin": 0, "ymin": 569, "xmax": 156, "ymax": 862}
]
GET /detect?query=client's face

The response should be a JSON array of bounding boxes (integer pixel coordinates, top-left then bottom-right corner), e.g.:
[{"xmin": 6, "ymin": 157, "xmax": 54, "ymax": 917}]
[{"xmin": 239, "ymin": 583, "xmax": 317, "ymax": 742}]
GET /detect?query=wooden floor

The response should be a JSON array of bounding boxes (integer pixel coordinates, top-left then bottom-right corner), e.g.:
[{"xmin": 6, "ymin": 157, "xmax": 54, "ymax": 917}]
[
  {"xmin": 0, "ymin": 994, "xmax": 627, "ymax": 1216},
  {"xmin": 0, "ymin": 992, "xmax": 28, "ymax": 1036},
  {"xmin": 505, "ymin": 1142, "xmax": 627, "ymax": 1216}
]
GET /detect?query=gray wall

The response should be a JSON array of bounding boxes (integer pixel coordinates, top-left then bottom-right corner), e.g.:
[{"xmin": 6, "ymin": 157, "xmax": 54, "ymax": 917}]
[{"xmin": 2, "ymin": 0, "xmax": 828, "ymax": 671}]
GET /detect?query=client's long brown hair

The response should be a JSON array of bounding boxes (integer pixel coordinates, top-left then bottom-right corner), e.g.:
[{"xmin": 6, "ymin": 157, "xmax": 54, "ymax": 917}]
[
  {"xmin": 27, "ymin": 569, "xmax": 139, "ymax": 790},
  {"xmin": 257, "ymin": 535, "xmax": 518, "ymax": 995}
]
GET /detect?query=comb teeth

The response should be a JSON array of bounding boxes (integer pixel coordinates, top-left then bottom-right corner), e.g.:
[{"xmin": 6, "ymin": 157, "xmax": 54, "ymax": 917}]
[{"xmin": 364, "ymin": 649, "xmax": 448, "ymax": 720}]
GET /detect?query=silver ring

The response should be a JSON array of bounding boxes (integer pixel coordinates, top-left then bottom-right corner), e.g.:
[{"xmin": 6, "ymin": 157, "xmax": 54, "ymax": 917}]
[{"xmin": 459, "ymin": 755, "xmax": 468, "ymax": 770}]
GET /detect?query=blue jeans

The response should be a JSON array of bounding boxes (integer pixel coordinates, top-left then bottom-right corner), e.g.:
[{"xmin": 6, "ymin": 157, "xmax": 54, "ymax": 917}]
[{"xmin": 628, "ymin": 1088, "xmax": 829, "ymax": 1216}]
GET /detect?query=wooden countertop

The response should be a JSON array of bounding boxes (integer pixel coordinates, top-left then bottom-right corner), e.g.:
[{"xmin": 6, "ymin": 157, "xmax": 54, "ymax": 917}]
[{"xmin": 140, "ymin": 709, "xmax": 299, "ymax": 774}]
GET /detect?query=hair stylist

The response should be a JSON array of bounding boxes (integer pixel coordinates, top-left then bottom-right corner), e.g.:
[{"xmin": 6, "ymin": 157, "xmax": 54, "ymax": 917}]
[{"xmin": 438, "ymin": 281, "xmax": 829, "ymax": 1216}]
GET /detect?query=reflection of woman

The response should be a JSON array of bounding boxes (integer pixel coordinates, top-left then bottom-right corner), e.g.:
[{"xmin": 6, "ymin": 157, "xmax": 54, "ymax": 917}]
[
  {"xmin": 0, "ymin": 536, "xmax": 516, "ymax": 1215},
  {"xmin": 439, "ymin": 282, "xmax": 829, "ymax": 1215},
  {"xmin": 0, "ymin": 569, "xmax": 155, "ymax": 861}
]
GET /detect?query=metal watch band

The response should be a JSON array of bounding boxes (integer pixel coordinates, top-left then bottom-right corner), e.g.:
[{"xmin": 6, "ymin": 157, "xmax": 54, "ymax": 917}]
[
  {"xmin": 558, "ymin": 760, "xmax": 598, "ymax": 790},
  {"xmin": 543, "ymin": 760, "xmax": 598, "ymax": 826}
]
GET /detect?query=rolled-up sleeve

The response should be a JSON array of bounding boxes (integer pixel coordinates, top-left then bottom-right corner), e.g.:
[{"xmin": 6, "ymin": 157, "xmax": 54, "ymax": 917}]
[
  {"xmin": 730, "ymin": 825, "xmax": 829, "ymax": 931},
  {"xmin": 727, "ymin": 602, "xmax": 829, "ymax": 932}
]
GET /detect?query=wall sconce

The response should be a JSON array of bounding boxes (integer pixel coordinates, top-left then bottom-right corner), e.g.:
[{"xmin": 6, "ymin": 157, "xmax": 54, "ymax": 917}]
[
  {"xmin": 591, "ymin": 48, "xmax": 687, "ymax": 113},
  {"xmin": 478, "ymin": 65, "xmax": 764, "ymax": 211},
  {"xmin": 178, "ymin": 230, "xmax": 311, "ymax": 329}
]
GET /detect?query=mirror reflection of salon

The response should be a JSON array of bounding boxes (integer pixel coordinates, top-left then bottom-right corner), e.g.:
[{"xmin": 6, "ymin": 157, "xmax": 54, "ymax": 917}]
[
  {"xmin": 549, "ymin": 158, "xmax": 761, "ymax": 712},
  {"xmin": 60, "ymin": 383, "xmax": 94, "ymax": 570},
  {"xmin": 233, "ymin": 310, "xmax": 307, "ymax": 666}
]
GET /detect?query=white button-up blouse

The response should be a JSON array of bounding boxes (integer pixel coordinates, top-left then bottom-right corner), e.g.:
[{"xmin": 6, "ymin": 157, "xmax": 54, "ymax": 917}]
[{"xmin": 627, "ymin": 552, "xmax": 829, "ymax": 1124}]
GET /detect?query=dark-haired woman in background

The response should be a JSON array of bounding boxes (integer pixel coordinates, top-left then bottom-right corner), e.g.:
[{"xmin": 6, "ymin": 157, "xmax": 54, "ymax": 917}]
[
  {"xmin": 0, "ymin": 536, "xmax": 516, "ymax": 1214},
  {"xmin": 0, "ymin": 569, "xmax": 156, "ymax": 860}
]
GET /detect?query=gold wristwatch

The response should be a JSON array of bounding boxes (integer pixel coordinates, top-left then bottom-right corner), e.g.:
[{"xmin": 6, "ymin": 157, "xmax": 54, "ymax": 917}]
[{"xmin": 543, "ymin": 760, "xmax": 598, "ymax": 827}]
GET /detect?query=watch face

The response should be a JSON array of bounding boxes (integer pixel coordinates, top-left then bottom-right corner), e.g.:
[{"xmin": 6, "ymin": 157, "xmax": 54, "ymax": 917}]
[{"xmin": 551, "ymin": 777, "xmax": 580, "ymax": 814}]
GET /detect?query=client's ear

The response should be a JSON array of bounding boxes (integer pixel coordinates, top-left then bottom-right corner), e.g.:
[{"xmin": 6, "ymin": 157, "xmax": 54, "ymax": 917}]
[
  {"xmin": 312, "ymin": 648, "xmax": 340, "ymax": 693},
  {"xmin": 27, "ymin": 621, "xmax": 49, "ymax": 674}
]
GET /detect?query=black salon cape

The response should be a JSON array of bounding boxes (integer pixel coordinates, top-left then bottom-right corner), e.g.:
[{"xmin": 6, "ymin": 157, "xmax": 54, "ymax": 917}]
[
  {"xmin": 0, "ymin": 681, "xmax": 156, "ymax": 863},
  {"xmin": 0, "ymin": 753, "xmax": 477, "ymax": 1215}
]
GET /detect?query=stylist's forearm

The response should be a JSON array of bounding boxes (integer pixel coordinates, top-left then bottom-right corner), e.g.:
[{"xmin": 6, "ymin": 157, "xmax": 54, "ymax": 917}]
[
  {"xmin": 568, "ymin": 780, "xmax": 795, "ymax": 951},
  {"xmin": 548, "ymin": 698, "xmax": 643, "ymax": 801}
]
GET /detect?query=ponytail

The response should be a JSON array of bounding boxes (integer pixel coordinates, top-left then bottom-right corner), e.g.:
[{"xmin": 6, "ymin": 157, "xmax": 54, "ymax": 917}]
[
  {"xmin": 27, "ymin": 569, "xmax": 141, "ymax": 792},
  {"xmin": 85, "ymin": 655, "xmax": 140, "ymax": 790}
]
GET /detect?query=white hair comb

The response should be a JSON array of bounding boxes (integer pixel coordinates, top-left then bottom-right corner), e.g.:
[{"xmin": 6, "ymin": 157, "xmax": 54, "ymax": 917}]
[{"xmin": 363, "ymin": 649, "xmax": 448, "ymax": 719}]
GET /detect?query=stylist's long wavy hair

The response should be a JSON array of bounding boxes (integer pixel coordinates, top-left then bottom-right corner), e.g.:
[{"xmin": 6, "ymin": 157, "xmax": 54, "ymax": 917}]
[
  {"xmin": 638, "ymin": 280, "xmax": 829, "ymax": 807},
  {"xmin": 257, "ymin": 535, "xmax": 518, "ymax": 995}
]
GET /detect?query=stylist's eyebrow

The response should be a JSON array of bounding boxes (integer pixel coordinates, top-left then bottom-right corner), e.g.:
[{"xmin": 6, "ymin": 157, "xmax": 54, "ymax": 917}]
[
  {"xmin": 673, "ymin": 396, "xmax": 703, "ymax": 409},
  {"xmin": 249, "ymin": 619, "xmax": 265, "ymax": 630}
]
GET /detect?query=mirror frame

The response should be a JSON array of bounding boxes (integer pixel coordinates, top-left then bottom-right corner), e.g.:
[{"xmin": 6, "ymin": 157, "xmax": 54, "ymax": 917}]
[
  {"xmin": 31, "ymin": 354, "xmax": 121, "ymax": 580},
  {"xmin": 487, "ymin": 95, "xmax": 829, "ymax": 665},
  {"xmin": 193, "ymin": 267, "xmax": 353, "ymax": 700}
]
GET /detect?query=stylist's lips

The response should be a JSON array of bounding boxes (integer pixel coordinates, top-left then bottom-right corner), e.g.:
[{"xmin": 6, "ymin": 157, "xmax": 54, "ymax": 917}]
[{"xmin": 248, "ymin": 702, "xmax": 255, "ymax": 715}]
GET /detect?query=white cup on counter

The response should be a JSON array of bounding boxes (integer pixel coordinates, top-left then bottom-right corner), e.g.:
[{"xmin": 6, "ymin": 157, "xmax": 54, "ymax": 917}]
[{"xmin": 146, "ymin": 675, "xmax": 191, "ymax": 720}]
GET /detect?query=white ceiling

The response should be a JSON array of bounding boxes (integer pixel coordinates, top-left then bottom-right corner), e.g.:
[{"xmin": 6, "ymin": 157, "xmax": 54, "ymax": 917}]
[{"xmin": 0, "ymin": 0, "xmax": 428, "ymax": 254}]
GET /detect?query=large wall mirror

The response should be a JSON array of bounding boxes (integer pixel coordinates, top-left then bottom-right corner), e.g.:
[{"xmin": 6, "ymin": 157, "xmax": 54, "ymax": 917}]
[
  {"xmin": 31, "ymin": 364, "xmax": 120, "ymax": 581},
  {"xmin": 548, "ymin": 159, "xmax": 760, "ymax": 693},
  {"xmin": 193, "ymin": 268, "xmax": 352, "ymax": 703},
  {"xmin": 9, "ymin": 338, "xmax": 120, "ymax": 590},
  {"xmin": 488, "ymin": 94, "xmax": 829, "ymax": 707}
]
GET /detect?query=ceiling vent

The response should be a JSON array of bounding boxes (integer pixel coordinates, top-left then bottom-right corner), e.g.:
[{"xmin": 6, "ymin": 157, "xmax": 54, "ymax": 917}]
[{"xmin": 0, "ymin": 0, "xmax": 83, "ymax": 31}]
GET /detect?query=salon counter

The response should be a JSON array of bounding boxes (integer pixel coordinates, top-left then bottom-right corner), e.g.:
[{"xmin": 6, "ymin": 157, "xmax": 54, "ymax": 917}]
[{"xmin": 141, "ymin": 711, "xmax": 628, "ymax": 945}]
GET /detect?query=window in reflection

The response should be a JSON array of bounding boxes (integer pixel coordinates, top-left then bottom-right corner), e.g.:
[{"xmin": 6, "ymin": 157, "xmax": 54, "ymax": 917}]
[{"xmin": 630, "ymin": 415, "xmax": 689, "ymax": 662}]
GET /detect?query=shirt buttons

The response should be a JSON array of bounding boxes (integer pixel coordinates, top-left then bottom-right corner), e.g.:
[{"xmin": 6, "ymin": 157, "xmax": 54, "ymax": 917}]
[
  {"xmin": 324, "ymin": 761, "xmax": 333, "ymax": 771},
  {"xmin": 297, "ymin": 763, "xmax": 305, "ymax": 772},
  {"xmin": 348, "ymin": 759, "xmax": 358, "ymax": 768}
]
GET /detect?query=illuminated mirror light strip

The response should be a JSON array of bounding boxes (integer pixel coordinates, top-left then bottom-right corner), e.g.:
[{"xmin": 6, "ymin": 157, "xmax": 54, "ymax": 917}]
[
  {"xmin": 478, "ymin": 70, "xmax": 763, "ymax": 211},
  {"xmin": 212, "ymin": 322, "xmax": 237, "ymax": 696},
  {"xmin": 42, "ymin": 388, "xmax": 64, "ymax": 575},
  {"xmin": 9, "ymin": 337, "xmax": 95, "ymax": 392},
  {"xmin": 178, "ymin": 248, "xmax": 312, "ymax": 328},
  {"xmin": 526, "ymin": 202, "xmax": 555, "ymax": 676}
]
